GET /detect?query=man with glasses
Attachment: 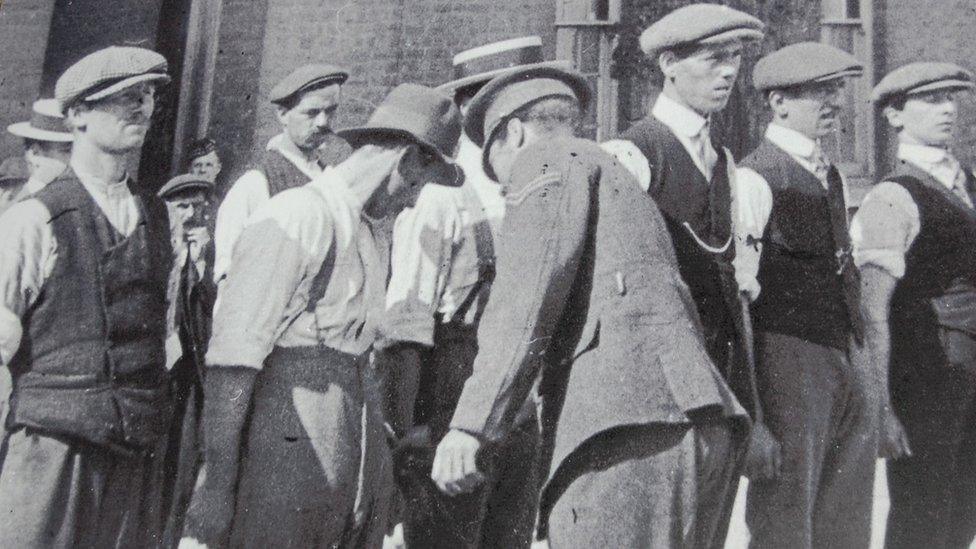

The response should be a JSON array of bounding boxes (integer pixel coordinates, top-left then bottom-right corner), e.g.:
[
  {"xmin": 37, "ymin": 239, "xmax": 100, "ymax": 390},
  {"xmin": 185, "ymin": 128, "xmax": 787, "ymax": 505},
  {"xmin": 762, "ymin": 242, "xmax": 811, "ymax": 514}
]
[
  {"xmin": 733, "ymin": 42, "xmax": 875, "ymax": 549},
  {"xmin": 0, "ymin": 46, "xmax": 172, "ymax": 547}
]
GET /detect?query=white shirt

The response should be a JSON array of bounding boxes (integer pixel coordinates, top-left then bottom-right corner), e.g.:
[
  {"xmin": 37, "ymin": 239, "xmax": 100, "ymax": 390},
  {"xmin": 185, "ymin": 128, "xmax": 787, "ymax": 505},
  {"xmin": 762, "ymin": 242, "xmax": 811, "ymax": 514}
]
[
  {"xmin": 212, "ymin": 134, "xmax": 324, "ymax": 283},
  {"xmin": 733, "ymin": 124, "xmax": 847, "ymax": 299},
  {"xmin": 851, "ymin": 143, "xmax": 971, "ymax": 279},
  {"xmin": 456, "ymin": 135, "xmax": 505, "ymax": 238},
  {"xmin": 601, "ymin": 93, "xmax": 717, "ymax": 189},
  {"xmin": 206, "ymin": 166, "xmax": 387, "ymax": 368},
  {"xmin": 0, "ymin": 160, "xmax": 140, "ymax": 364}
]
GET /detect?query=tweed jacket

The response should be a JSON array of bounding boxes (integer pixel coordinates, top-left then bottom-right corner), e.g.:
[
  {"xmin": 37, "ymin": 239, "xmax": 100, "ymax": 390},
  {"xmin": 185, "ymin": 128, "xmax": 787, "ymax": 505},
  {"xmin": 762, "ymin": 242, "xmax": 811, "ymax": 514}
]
[{"xmin": 449, "ymin": 137, "xmax": 745, "ymax": 483}]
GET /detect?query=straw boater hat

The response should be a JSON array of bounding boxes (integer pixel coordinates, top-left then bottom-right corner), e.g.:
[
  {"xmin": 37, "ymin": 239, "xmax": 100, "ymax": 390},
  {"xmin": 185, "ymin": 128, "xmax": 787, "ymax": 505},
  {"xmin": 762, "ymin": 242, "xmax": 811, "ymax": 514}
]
[
  {"xmin": 436, "ymin": 36, "xmax": 571, "ymax": 94},
  {"xmin": 335, "ymin": 83, "xmax": 462, "ymax": 170},
  {"xmin": 7, "ymin": 99, "xmax": 73, "ymax": 143}
]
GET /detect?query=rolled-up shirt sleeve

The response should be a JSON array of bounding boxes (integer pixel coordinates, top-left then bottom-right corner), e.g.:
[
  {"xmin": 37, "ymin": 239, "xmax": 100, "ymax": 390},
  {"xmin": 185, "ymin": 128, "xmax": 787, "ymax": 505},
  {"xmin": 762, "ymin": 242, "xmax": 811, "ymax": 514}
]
[
  {"xmin": 206, "ymin": 189, "xmax": 333, "ymax": 369},
  {"xmin": 212, "ymin": 169, "xmax": 271, "ymax": 284},
  {"xmin": 850, "ymin": 181, "xmax": 920, "ymax": 279},
  {"xmin": 382, "ymin": 186, "xmax": 460, "ymax": 347},
  {"xmin": 0, "ymin": 199, "xmax": 57, "ymax": 364},
  {"xmin": 732, "ymin": 166, "xmax": 773, "ymax": 301}
]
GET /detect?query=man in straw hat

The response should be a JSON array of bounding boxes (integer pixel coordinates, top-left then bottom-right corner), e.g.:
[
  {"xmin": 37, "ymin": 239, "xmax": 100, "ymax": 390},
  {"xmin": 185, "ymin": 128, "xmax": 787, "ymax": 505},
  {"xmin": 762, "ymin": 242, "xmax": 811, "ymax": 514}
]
[
  {"xmin": 181, "ymin": 83, "xmax": 464, "ymax": 549},
  {"xmin": 852, "ymin": 61, "xmax": 976, "ymax": 549},
  {"xmin": 733, "ymin": 42, "xmax": 876, "ymax": 548},
  {"xmin": 378, "ymin": 37, "xmax": 567, "ymax": 548},
  {"xmin": 0, "ymin": 45, "xmax": 172, "ymax": 547},
  {"xmin": 213, "ymin": 63, "xmax": 348, "ymax": 284},
  {"xmin": 431, "ymin": 63, "xmax": 744, "ymax": 547},
  {"xmin": 5, "ymin": 97, "xmax": 73, "ymax": 207}
]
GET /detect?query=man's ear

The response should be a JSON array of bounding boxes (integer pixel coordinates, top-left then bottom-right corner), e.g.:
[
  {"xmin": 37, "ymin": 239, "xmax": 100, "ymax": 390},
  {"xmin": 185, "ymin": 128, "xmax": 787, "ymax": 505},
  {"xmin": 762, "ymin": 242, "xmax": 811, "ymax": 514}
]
[
  {"xmin": 275, "ymin": 105, "xmax": 290, "ymax": 127},
  {"xmin": 883, "ymin": 105, "xmax": 904, "ymax": 131},
  {"xmin": 768, "ymin": 90, "xmax": 788, "ymax": 119},
  {"xmin": 506, "ymin": 117, "xmax": 525, "ymax": 149},
  {"xmin": 65, "ymin": 104, "xmax": 88, "ymax": 132},
  {"xmin": 659, "ymin": 51, "xmax": 678, "ymax": 80}
]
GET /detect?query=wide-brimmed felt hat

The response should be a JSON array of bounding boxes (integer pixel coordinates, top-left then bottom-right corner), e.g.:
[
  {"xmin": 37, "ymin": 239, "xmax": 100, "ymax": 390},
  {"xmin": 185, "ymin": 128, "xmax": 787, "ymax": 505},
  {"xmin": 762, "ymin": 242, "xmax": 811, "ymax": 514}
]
[
  {"xmin": 436, "ymin": 36, "xmax": 570, "ymax": 95},
  {"xmin": 7, "ymin": 99, "xmax": 73, "ymax": 142},
  {"xmin": 640, "ymin": 3, "xmax": 765, "ymax": 57},
  {"xmin": 157, "ymin": 173, "xmax": 214, "ymax": 200},
  {"xmin": 55, "ymin": 46, "xmax": 170, "ymax": 110},
  {"xmin": 464, "ymin": 64, "xmax": 591, "ymax": 177},
  {"xmin": 872, "ymin": 61, "xmax": 976, "ymax": 106},
  {"xmin": 753, "ymin": 42, "xmax": 863, "ymax": 91},
  {"xmin": 269, "ymin": 64, "xmax": 349, "ymax": 107},
  {"xmin": 335, "ymin": 83, "xmax": 462, "ymax": 161}
]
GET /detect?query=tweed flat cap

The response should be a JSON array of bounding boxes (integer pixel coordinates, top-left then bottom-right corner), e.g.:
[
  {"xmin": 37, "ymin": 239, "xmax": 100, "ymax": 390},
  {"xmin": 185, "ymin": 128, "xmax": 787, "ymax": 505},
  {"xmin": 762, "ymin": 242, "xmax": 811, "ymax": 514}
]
[
  {"xmin": 335, "ymin": 83, "xmax": 462, "ymax": 164},
  {"xmin": 753, "ymin": 42, "xmax": 863, "ymax": 91},
  {"xmin": 7, "ymin": 99, "xmax": 73, "ymax": 142},
  {"xmin": 872, "ymin": 61, "xmax": 976, "ymax": 105},
  {"xmin": 640, "ymin": 4, "xmax": 765, "ymax": 57},
  {"xmin": 269, "ymin": 64, "xmax": 349, "ymax": 106},
  {"xmin": 157, "ymin": 173, "xmax": 214, "ymax": 200},
  {"xmin": 464, "ymin": 65, "xmax": 591, "ymax": 178},
  {"xmin": 56, "ymin": 46, "xmax": 170, "ymax": 109}
]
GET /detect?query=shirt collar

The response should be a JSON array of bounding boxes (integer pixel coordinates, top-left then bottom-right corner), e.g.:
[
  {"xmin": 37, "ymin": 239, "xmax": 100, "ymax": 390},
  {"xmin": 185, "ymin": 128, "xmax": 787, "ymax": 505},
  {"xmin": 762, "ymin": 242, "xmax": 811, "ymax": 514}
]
[
  {"xmin": 267, "ymin": 133, "xmax": 324, "ymax": 178},
  {"xmin": 70, "ymin": 158, "xmax": 131, "ymax": 198},
  {"xmin": 652, "ymin": 93, "xmax": 709, "ymax": 138},
  {"xmin": 897, "ymin": 142, "xmax": 952, "ymax": 166},
  {"xmin": 766, "ymin": 123, "xmax": 819, "ymax": 160}
]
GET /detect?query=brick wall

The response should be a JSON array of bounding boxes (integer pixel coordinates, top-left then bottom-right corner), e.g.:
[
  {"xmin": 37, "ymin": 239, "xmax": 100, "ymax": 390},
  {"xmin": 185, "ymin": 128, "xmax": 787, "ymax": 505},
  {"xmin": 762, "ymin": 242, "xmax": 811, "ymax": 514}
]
[
  {"xmin": 879, "ymin": 0, "xmax": 976, "ymax": 168},
  {"xmin": 208, "ymin": 0, "xmax": 555, "ymax": 179},
  {"xmin": 0, "ymin": 1, "xmax": 56, "ymax": 163}
]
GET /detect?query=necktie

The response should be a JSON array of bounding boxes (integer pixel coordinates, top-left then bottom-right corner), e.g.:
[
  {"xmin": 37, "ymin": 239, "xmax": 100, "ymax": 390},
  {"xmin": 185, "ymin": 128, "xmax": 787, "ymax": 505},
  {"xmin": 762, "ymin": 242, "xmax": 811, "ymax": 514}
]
[
  {"xmin": 697, "ymin": 122, "xmax": 718, "ymax": 179},
  {"xmin": 811, "ymin": 146, "xmax": 831, "ymax": 188},
  {"xmin": 939, "ymin": 155, "xmax": 973, "ymax": 208}
]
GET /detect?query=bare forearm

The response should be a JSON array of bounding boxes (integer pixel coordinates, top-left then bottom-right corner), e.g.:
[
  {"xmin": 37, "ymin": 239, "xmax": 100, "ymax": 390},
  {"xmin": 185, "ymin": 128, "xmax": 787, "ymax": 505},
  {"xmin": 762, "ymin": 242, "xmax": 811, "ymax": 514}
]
[{"xmin": 859, "ymin": 265, "xmax": 898, "ymax": 411}]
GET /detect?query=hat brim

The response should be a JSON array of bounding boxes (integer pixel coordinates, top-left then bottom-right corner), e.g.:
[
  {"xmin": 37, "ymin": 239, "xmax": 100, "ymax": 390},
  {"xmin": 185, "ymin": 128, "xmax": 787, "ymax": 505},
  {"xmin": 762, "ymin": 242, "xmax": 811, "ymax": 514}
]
[
  {"xmin": 157, "ymin": 181, "xmax": 213, "ymax": 199},
  {"xmin": 873, "ymin": 79, "xmax": 976, "ymax": 103},
  {"xmin": 435, "ymin": 60, "xmax": 573, "ymax": 93},
  {"xmin": 645, "ymin": 27, "xmax": 765, "ymax": 56},
  {"xmin": 334, "ymin": 127, "xmax": 461, "ymax": 186},
  {"xmin": 84, "ymin": 72, "xmax": 172, "ymax": 103},
  {"xmin": 7, "ymin": 122, "xmax": 73, "ymax": 142},
  {"xmin": 757, "ymin": 68, "xmax": 864, "ymax": 92}
]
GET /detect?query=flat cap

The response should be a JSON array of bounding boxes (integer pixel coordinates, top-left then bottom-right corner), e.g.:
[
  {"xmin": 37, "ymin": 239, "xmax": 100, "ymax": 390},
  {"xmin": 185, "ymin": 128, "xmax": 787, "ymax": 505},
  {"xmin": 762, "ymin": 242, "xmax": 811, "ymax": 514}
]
[
  {"xmin": 7, "ymin": 98, "xmax": 73, "ymax": 142},
  {"xmin": 157, "ymin": 173, "xmax": 214, "ymax": 200},
  {"xmin": 872, "ymin": 61, "xmax": 976, "ymax": 105},
  {"xmin": 464, "ymin": 65, "xmax": 591, "ymax": 178},
  {"xmin": 56, "ymin": 46, "xmax": 170, "ymax": 110},
  {"xmin": 640, "ymin": 4, "xmax": 765, "ymax": 57},
  {"xmin": 269, "ymin": 64, "xmax": 349, "ymax": 106},
  {"xmin": 336, "ymin": 83, "xmax": 462, "ymax": 164},
  {"xmin": 753, "ymin": 42, "xmax": 863, "ymax": 91}
]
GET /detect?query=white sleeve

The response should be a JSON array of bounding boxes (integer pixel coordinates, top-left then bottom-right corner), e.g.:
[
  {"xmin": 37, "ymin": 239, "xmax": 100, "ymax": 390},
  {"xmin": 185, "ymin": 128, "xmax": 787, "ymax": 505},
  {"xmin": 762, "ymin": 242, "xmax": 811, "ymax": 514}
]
[
  {"xmin": 731, "ymin": 166, "xmax": 773, "ymax": 301},
  {"xmin": 0, "ymin": 199, "xmax": 58, "ymax": 364},
  {"xmin": 601, "ymin": 139, "xmax": 652, "ymax": 192},
  {"xmin": 850, "ymin": 181, "xmax": 921, "ymax": 279},
  {"xmin": 212, "ymin": 169, "xmax": 270, "ymax": 284}
]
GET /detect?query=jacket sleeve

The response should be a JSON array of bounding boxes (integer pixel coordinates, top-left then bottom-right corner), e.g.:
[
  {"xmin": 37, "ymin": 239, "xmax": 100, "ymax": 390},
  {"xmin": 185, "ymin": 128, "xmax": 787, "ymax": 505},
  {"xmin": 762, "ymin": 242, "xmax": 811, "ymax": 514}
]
[{"xmin": 449, "ymin": 157, "xmax": 593, "ymax": 442}]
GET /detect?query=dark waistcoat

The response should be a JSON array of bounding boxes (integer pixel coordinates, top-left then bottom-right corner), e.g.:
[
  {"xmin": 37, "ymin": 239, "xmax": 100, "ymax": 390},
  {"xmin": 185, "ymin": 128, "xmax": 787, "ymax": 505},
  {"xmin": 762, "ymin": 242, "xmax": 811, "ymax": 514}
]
[
  {"xmin": 887, "ymin": 161, "xmax": 976, "ymax": 385},
  {"xmin": 8, "ymin": 173, "xmax": 170, "ymax": 452},
  {"xmin": 742, "ymin": 139, "xmax": 862, "ymax": 350},
  {"xmin": 255, "ymin": 147, "xmax": 315, "ymax": 197}
]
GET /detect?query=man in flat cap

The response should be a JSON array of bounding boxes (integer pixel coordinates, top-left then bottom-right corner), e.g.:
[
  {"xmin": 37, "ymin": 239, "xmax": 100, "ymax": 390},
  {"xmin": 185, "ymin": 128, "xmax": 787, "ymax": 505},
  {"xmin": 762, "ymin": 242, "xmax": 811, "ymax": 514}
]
[
  {"xmin": 181, "ymin": 83, "xmax": 464, "ymax": 549},
  {"xmin": 378, "ymin": 37, "xmax": 568, "ymax": 549},
  {"xmin": 852, "ymin": 61, "xmax": 976, "ymax": 549},
  {"xmin": 4, "ymin": 97, "xmax": 73, "ymax": 210},
  {"xmin": 431, "ymin": 64, "xmax": 745, "ymax": 548},
  {"xmin": 0, "ymin": 45, "xmax": 171, "ymax": 547},
  {"xmin": 155, "ymin": 174, "xmax": 217, "ymax": 548},
  {"xmin": 602, "ymin": 2, "xmax": 764, "ymax": 541},
  {"xmin": 213, "ymin": 63, "xmax": 348, "ymax": 284},
  {"xmin": 732, "ymin": 42, "xmax": 876, "ymax": 549}
]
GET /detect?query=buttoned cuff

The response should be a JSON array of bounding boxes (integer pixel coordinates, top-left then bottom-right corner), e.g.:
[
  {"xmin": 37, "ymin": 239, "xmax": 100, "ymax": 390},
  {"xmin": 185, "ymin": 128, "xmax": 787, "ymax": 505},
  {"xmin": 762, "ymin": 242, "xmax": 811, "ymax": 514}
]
[{"xmin": 0, "ymin": 307, "xmax": 22, "ymax": 366}]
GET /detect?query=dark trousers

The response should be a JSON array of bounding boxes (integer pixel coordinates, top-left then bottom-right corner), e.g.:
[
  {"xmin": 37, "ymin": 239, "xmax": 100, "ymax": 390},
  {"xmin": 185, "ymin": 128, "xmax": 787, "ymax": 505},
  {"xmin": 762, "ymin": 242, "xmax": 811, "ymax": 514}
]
[
  {"xmin": 545, "ymin": 418, "xmax": 746, "ymax": 549},
  {"xmin": 746, "ymin": 332, "xmax": 878, "ymax": 549},
  {"xmin": 0, "ymin": 428, "xmax": 159, "ymax": 548},
  {"xmin": 158, "ymin": 361, "xmax": 204, "ymax": 548},
  {"xmin": 886, "ymin": 362, "xmax": 976, "ymax": 549},
  {"xmin": 229, "ymin": 346, "xmax": 392, "ymax": 549},
  {"xmin": 399, "ymin": 323, "xmax": 540, "ymax": 548}
]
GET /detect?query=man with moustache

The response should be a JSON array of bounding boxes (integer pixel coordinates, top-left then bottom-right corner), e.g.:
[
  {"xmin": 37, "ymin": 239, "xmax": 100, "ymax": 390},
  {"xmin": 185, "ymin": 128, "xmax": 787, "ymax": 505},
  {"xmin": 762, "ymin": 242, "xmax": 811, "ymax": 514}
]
[
  {"xmin": 602, "ymin": 4, "xmax": 764, "ymax": 543},
  {"xmin": 852, "ymin": 62, "xmax": 976, "ymax": 549},
  {"xmin": 733, "ymin": 42, "xmax": 876, "ymax": 549},
  {"xmin": 380, "ymin": 37, "xmax": 566, "ymax": 549},
  {"xmin": 213, "ymin": 64, "xmax": 347, "ymax": 284},
  {"xmin": 181, "ymin": 84, "xmax": 463, "ymax": 549},
  {"xmin": 431, "ymin": 64, "xmax": 745, "ymax": 548},
  {"xmin": 0, "ymin": 46, "xmax": 172, "ymax": 547}
]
